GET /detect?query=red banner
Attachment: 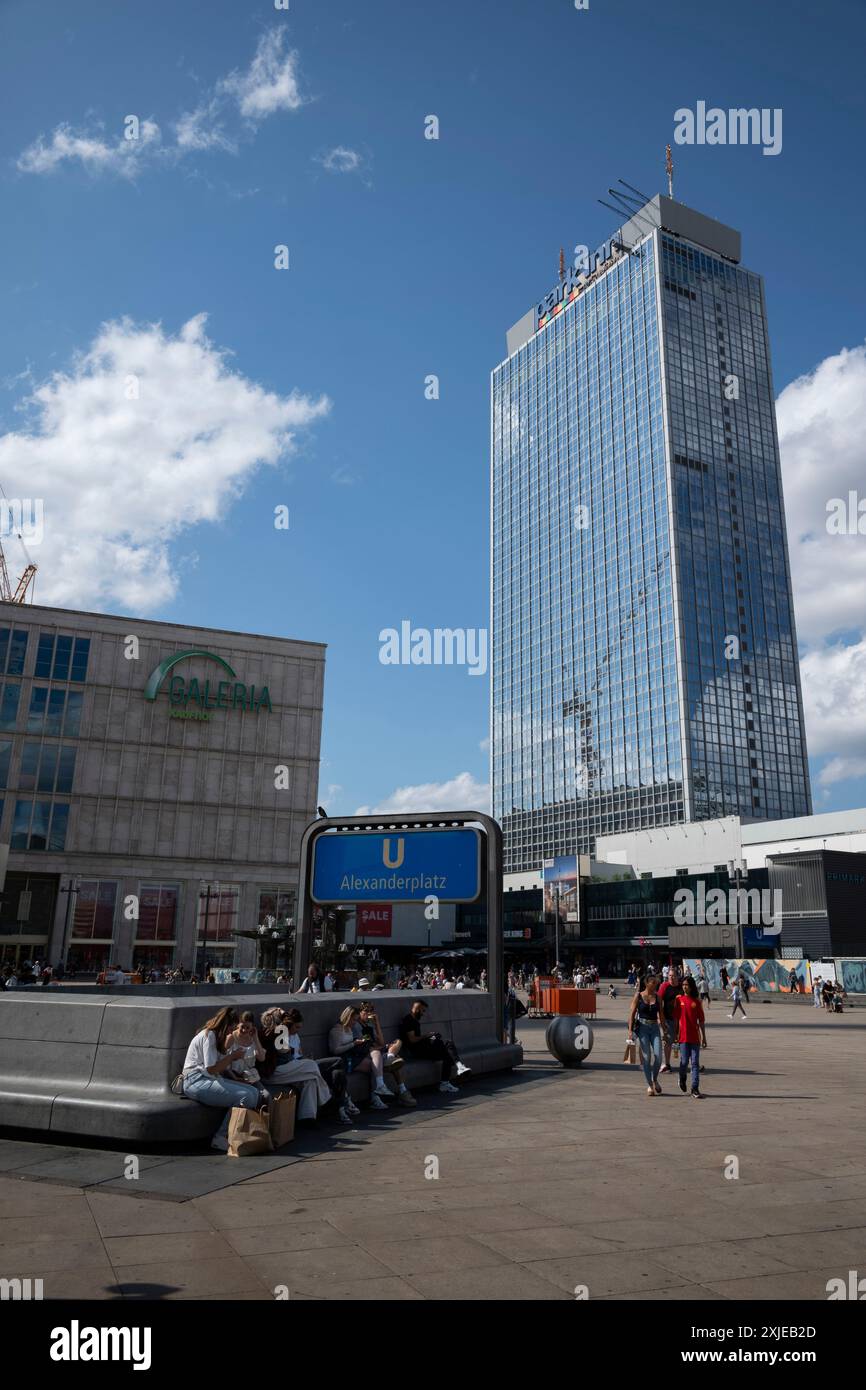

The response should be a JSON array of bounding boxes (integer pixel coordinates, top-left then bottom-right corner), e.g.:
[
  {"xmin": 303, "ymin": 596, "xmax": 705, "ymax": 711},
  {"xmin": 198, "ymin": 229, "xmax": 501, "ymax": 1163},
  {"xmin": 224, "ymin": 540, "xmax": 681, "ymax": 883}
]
[{"xmin": 357, "ymin": 904, "xmax": 392, "ymax": 938}]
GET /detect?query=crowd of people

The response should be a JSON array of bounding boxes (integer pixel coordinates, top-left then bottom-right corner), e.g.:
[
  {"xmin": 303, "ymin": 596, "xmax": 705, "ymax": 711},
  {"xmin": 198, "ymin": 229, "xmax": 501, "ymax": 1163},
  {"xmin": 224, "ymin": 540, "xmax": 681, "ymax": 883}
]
[
  {"xmin": 181, "ymin": 995, "xmax": 472, "ymax": 1150},
  {"xmin": 2, "ymin": 958, "xmax": 53, "ymax": 989},
  {"xmin": 627, "ymin": 967, "xmax": 708, "ymax": 1099}
]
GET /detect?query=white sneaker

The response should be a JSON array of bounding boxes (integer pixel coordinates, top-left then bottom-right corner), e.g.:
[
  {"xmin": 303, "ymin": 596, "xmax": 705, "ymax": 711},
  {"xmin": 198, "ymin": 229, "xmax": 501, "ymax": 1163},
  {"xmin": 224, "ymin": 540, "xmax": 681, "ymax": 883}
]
[
  {"xmin": 374, "ymin": 1082, "xmax": 391, "ymax": 1097},
  {"xmin": 455, "ymin": 1062, "xmax": 471, "ymax": 1076},
  {"xmin": 728, "ymin": 1013, "xmax": 735, "ymax": 1018},
  {"xmin": 337, "ymin": 1106, "xmax": 354, "ymax": 1125},
  {"xmin": 345, "ymin": 1099, "xmax": 360, "ymax": 1116},
  {"xmin": 439, "ymin": 1081, "xmax": 459, "ymax": 1094},
  {"xmin": 210, "ymin": 1133, "xmax": 229, "ymax": 1152},
  {"xmin": 370, "ymin": 1094, "xmax": 389, "ymax": 1110}
]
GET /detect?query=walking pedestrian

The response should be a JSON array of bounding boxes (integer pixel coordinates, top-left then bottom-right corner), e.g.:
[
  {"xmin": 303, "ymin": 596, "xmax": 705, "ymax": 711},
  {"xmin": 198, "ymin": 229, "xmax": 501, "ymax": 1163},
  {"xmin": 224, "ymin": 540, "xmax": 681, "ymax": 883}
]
[
  {"xmin": 728, "ymin": 978, "xmax": 747, "ymax": 1019},
  {"xmin": 627, "ymin": 973, "xmax": 664, "ymax": 1097},
  {"xmin": 674, "ymin": 977, "xmax": 707, "ymax": 1099},
  {"xmin": 719, "ymin": 965, "xmax": 729, "ymax": 992},
  {"xmin": 657, "ymin": 967, "xmax": 682, "ymax": 1073}
]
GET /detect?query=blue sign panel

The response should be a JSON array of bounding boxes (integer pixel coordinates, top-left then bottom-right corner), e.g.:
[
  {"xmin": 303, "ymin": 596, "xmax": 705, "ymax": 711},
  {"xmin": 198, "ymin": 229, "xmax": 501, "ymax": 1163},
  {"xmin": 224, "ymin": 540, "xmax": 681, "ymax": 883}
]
[{"xmin": 311, "ymin": 829, "xmax": 481, "ymax": 904}]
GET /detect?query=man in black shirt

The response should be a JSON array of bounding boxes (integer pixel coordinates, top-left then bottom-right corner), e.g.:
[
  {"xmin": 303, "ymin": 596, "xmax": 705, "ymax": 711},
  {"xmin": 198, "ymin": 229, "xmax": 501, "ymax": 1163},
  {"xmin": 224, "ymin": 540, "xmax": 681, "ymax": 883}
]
[{"xmin": 398, "ymin": 1000, "xmax": 471, "ymax": 1095}]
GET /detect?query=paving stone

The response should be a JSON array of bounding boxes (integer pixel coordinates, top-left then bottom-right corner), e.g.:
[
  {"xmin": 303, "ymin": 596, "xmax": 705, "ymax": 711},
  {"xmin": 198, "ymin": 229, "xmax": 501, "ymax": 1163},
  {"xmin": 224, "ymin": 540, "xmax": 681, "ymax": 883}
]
[{"xmin": 362, "ymin": 1234, "xmax": 511, "ymax": 1275}]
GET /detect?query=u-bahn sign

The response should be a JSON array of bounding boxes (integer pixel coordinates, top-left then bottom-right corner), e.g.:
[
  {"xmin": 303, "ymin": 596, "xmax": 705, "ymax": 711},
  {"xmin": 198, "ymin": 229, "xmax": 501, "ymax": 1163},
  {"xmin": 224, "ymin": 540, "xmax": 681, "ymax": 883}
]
[{"xmin": 311, "ymin": 828, "xmax": 481, "ymax": 904}]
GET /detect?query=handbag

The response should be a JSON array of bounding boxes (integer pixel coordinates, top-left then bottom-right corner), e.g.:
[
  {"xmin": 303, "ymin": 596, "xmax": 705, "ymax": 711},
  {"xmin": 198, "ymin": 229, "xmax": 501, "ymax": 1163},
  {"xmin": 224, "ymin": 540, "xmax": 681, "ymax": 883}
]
[
  {"xmin": 170, "ymin": 1072, "xmax": 186, "ymax": 1096},
  {"xmin": 228, "ymin": 1105, "xmax": 274, "ymax": 1157},
  {"xmin": 269, "ymin": 1090, "xmax": 297, "ymax": 1148},
  {"xmin": 623, "ymin": 1038, "xmax": 637, "ymax": 1065}
]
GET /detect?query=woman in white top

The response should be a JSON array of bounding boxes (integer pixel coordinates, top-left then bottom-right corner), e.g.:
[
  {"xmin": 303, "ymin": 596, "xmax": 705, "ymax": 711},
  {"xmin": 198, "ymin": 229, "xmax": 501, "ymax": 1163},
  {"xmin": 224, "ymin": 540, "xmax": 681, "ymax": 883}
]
[
  {"xmin": 182, "ymin": 1007, "xmax": 263, "ymax": 1152},
  {"xmin": 328, "ymin": 1006, "xmax": 392, "ymax": 1111},
  {"xmin": 259, "ymin": 1006, "xmax": 341, "ymax": 1122}
]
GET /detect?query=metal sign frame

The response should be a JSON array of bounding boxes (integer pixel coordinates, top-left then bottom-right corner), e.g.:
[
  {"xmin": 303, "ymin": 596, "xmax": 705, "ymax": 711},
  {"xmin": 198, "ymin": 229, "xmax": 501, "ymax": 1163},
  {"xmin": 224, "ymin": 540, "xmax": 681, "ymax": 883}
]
[
  {"xmin": 309, "ymin": 825, "xmax": 482, "ymax": 905},
  {"xmin": 295, "ymin": 810, "xmax": 503, "ymax": 1009}
]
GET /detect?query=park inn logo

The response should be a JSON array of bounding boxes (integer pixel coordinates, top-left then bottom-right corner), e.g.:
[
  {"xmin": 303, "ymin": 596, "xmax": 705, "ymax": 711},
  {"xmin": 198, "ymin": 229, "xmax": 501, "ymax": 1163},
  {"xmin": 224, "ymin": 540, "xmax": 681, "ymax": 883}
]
[{"xmin": 143, "ymin": 649, "xmax": 272, "ymax": 722}]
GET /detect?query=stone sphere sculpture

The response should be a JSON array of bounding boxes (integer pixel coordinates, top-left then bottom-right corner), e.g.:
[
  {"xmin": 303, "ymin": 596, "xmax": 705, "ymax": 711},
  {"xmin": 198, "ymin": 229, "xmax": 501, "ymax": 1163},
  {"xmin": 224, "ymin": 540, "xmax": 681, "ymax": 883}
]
[{"xmin": 545, "ymin": 1015, "xmax": 594, "ymax": 1068}]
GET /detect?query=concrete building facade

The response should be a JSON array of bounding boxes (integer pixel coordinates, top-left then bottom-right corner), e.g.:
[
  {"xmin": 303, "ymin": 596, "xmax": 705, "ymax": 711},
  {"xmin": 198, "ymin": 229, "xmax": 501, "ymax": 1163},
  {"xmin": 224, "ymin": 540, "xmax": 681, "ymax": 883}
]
[{"xmin": 0, "ymin": 601, "xmax": 325, "ymax": 974}]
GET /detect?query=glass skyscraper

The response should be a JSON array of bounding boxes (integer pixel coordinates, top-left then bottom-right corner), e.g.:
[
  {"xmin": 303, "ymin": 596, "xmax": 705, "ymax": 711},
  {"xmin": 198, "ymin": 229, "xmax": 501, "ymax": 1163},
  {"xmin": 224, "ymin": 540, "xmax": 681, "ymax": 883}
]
[{"xmin": 491, "ymin": 195, "xmax": 811, "ymax": 873}]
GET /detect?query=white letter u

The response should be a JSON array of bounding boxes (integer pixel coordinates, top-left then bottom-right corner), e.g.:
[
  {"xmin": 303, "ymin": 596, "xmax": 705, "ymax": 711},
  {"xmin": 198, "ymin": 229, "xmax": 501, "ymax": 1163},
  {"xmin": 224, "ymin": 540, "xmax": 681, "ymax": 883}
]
[{"xmin": 382, "ymin": 838, "xmax": 405, "ymax": 869}]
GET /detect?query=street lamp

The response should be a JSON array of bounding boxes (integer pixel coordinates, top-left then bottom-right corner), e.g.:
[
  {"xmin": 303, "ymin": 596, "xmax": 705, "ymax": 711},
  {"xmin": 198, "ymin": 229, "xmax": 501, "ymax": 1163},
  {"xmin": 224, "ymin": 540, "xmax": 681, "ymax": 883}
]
[
  {"xmin": 198, "ymin": 880, "xmax": 219, "ymax": 979},
  {"xmin": 59, "ymin": 874, "xmax": 81, "ymax": 974}
]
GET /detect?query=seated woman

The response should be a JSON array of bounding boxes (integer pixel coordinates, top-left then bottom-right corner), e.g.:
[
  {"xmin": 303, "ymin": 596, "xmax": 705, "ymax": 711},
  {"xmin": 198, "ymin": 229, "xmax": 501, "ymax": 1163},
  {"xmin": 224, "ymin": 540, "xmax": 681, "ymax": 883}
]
[
  {"xmin": 328, "ymin": 1006, "xmax": 392, "ymax": 1110},
  {"xmin": 224, "ymin": 1011, "xmax": 266, "ymax": 1090},
  {"xmin": 357, "ymin": 1001, "xmax": 416, "ymax": 1107},
  {"xmin": 182, "ymin": 1007, "xmax": 264, "ymax": 1152},
  {"xmin": 259, "ymin": 1007, "xmax": 353, "ymax": 1125}
]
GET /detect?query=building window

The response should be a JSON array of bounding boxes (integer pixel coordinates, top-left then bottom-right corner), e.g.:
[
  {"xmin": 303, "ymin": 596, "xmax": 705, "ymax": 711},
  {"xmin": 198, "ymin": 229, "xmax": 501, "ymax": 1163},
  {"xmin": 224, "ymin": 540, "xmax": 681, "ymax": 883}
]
[
  {"xmin": 10, "ymin": 799, "xmax": 69, "ymax": 851},
  {"xmin": 137, "ymin": 883, "xmax": 180, "ymax": 942},
  {"xmin": 27, "ymin": 688, "xmax": 83, "ymax": 737},
  {"xmin": 257, "ymin": 888, "xmax": 295, "ymax": 925},
  {"xmin": 0, "ymin": 628, "xmax": 28, "ymax": 677},
  {"xmin": 197, "ymin": 884, "xmax": 239, "ymax": 947},
  {"xmin": 71, "ymin": 880, "xmax": 118, "ymax": 941},
  {"xmin": 0, "ymin": 741, "xmax": 11, "ymax": 787},
  {"xmin": 34, "ymin": 634, "xmax": 90, "ymax": 683},
  {"xmin": 0, "ymin": 683, "xmax": 20, "ymax": 732},
  {"xmin": 18, "ymin": 742, "xmax": 77, "ymax": 794}
]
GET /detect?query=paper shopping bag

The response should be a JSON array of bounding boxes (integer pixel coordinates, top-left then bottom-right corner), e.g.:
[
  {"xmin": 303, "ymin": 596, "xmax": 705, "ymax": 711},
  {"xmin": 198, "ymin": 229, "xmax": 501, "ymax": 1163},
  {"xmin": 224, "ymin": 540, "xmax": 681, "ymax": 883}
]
[
  {"xmin": 623, "ymin": 1040, "xmax": 637, "ymax": 1065},
  {"xmin": 228, "ymin": 1105, "xmax": 274, "ymax": 1157},
  {"xmin": 269, "ymin": 1091, "xmax": 297, "ymax": 1148}
]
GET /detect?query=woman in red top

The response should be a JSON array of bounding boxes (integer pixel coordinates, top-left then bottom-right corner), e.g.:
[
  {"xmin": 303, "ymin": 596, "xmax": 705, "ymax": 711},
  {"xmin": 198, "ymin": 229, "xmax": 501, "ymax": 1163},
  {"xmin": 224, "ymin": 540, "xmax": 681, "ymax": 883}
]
[{"xmin": 674, "ymin": 976, "xmax": 708, "ymax": 1099}]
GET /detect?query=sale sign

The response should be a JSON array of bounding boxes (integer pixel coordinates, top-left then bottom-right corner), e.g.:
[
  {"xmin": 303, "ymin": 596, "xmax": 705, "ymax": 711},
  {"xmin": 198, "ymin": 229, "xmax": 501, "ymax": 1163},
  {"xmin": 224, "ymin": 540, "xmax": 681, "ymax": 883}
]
[{"xmin": 357, "ymin": 904, "xmax": 392, "ymax": 938}]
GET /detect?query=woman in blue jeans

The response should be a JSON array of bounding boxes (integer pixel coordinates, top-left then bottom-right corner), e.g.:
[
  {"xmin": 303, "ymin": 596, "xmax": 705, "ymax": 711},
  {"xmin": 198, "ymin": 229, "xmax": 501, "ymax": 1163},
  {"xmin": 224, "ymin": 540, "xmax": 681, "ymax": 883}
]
[
  {"xmin": 182, "ymin": 1007, "xmax": 263, "ymax": 1151},
  {"xmin": 627, "ymin": 973, "xmax": 663, "ymax": 1096}
]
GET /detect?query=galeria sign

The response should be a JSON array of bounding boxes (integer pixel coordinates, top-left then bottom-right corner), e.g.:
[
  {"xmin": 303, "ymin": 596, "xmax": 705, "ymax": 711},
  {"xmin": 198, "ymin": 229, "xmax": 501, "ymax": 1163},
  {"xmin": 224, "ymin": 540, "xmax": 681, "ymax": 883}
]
[{"xmin": 143, "ymin": 649, "xmax": 272, "ymax": 720}]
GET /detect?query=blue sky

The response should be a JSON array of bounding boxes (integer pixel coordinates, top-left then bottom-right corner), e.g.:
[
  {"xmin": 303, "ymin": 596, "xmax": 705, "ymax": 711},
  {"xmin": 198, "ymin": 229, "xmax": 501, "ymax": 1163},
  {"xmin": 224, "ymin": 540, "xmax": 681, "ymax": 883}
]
[{"xmin": 1, "ymin": 0, "xmax": 865, "ymax": 818}]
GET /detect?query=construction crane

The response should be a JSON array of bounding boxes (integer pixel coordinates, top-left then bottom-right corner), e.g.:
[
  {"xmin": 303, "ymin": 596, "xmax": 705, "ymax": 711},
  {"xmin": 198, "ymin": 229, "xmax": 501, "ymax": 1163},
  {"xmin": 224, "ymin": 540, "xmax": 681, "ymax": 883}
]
[{"xmin": 0, "ymin": 483, "xmax": 37, "ymax": 604}]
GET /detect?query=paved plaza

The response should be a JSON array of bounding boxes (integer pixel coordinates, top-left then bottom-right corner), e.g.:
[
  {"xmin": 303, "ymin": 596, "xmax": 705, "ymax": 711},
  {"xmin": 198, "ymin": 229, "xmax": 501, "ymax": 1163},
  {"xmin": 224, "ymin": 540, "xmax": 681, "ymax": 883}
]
[{"xmin": 1, "ymin": 994, "xmax": 864, "ymax": 1301}]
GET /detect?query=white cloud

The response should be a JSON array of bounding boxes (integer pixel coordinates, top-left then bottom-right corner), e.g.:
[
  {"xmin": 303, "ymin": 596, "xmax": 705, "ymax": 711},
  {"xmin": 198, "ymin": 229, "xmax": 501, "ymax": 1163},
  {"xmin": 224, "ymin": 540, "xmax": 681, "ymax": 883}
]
[
  {"xmin": 318, "ymin": 146, "xmax": 361, "ymax": 174},
  {"xmin": 801, "ymin": 639, "xmax": 866, "ymax": 785},
  {"xmin": 220, "ymin": 30, "xmax": 304, "ymax": 121},
  {"xmin": 776, "ymin": 344, "xmax": 866, "ymax": 788},
  {"xmin": 778, "ymin": 343, "xmax": 866, "ymax": 646},
  {"xmin": 355, "ymin": 771, "xmax": 491, "ymax": 816},
  {"xmin": 174, "ymin": 104, "xmax": 236, "ymax": 154},
  {"xmin": 0, "ymin": 314, "xmax": 329, "ymax": 613},
  {"xmin": 18, "ymin": 32, "xmax": 304, "ymax": 179},
  {"xmin": 17, "ymin": 119, "xmax": 161, "ymax": 178}
]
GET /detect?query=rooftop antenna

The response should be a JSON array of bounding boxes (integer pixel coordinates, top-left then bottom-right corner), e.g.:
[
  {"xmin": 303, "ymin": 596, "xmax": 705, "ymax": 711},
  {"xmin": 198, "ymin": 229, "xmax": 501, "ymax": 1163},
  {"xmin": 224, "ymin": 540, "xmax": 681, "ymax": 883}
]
[
  {"xmin": 665, "ymin": 143, "xmax": 674, "ymax": 199},
  {"xmin": 559, "ymin": 246, "xmax": 565, "ymax": 281}
]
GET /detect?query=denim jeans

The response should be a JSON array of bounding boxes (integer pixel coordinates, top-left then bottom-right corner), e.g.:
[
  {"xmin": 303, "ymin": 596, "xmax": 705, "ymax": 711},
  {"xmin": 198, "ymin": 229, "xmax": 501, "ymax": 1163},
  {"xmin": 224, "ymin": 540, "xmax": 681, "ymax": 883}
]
[
  {"xmin": 183, "ymin": 1070, "xmax": 261, "ymax": 1137},
  {"xmin": 679, "ymin": 1041, "xmax": 701, "ymax": 1093},
  {"xmin": 636, "ymin": 1022, "xmax": 661, "ymax": 1087}
]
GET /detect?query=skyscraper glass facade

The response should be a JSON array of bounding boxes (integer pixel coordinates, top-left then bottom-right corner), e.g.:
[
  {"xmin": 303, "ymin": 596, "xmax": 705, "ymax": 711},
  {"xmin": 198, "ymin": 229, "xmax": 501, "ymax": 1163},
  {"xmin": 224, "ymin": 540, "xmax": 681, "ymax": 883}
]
[{"xmin": 492, "ymin": 201, "xmax": 810, "ymax": 873}]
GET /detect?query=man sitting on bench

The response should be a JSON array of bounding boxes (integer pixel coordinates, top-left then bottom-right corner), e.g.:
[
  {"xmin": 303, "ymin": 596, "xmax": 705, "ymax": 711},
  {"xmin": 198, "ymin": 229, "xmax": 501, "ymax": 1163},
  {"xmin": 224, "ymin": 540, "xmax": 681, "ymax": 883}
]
[{"xmin": 397, "ymin": 1000, "xmax": 471, "ymax": 1095}]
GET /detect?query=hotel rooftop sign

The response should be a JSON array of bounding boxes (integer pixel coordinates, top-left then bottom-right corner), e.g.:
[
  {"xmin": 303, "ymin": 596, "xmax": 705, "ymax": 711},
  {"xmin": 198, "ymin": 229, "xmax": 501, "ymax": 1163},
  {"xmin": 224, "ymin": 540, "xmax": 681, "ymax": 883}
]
[{"xmin": 144, "ymin": 649, "xmax": 273, "ymax": 721}]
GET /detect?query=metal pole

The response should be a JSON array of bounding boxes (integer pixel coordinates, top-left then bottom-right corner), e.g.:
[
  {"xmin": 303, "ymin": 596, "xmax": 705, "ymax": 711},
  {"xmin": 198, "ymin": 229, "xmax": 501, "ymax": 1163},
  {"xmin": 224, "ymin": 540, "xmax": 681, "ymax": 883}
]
[
  {"xmin": 554, "ymin": 884, "xmax": 561, "ymax": 973},
  {"xmin": 199, "ymin": 884, "xmax": 211, "ymax": 979},
  {"xmin": 59, "ymin": 874, "xmax": 80, "ymax": 973}
]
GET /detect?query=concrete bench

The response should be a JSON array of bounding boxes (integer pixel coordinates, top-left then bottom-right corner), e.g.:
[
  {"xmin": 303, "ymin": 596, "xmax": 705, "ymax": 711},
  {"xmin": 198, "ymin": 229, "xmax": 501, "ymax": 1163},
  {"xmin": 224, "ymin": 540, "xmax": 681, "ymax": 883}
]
[{"xmin": 0, "ymin": 990, "xmax": 522, "ymax": 1143}]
